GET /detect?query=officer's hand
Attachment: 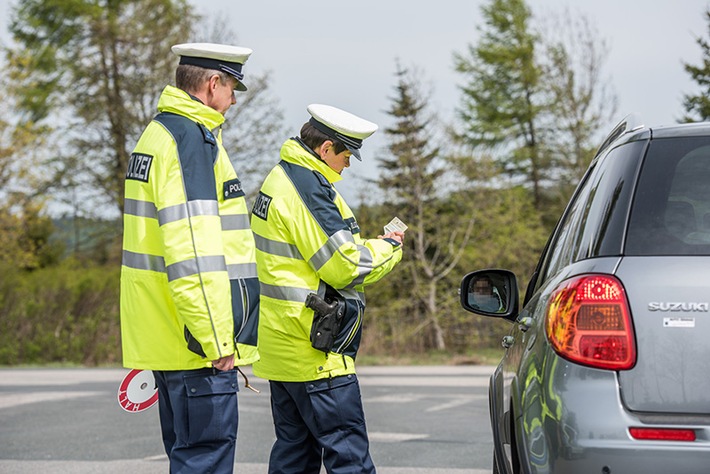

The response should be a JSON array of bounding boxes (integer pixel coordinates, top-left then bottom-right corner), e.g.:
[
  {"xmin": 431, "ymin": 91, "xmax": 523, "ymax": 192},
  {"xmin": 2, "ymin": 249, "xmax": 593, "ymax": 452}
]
[
  {"xmin": 379, "ymin": 230, "xmax": 405, "ymax": 244},
  {"xmin": 212, "ymin": 354, "xmax": 235, "ymax": 371}
]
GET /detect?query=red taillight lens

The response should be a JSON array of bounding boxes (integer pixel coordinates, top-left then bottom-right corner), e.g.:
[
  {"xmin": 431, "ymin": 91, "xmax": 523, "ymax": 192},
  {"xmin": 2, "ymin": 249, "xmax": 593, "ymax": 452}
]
[
  {"xmin": 629, "ymin": 427, "xmax": 696, "ymax": 442},
  {"xmin": 546, "ymin": 275, "xmax": 636, "ymax": 370}
]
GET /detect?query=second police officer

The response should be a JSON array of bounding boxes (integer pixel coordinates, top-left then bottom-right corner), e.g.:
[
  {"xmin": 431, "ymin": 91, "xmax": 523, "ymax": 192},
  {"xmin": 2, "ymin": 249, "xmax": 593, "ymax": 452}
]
[{"xmin": 251, "ymin": 104, "xmax": 405, "ymax": 473}]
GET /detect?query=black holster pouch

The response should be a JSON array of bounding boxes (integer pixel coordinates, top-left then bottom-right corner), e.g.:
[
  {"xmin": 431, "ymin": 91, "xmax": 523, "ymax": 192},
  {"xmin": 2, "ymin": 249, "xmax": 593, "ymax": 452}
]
[{"xmin": 305, "ymin": 292, "xmax": 346, "ymax": 353}]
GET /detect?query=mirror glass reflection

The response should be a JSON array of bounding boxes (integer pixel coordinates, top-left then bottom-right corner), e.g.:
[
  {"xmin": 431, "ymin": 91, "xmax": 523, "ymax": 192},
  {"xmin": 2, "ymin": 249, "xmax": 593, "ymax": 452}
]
[{"xmin": 467, "ymin": 274, "xmax": 507, "ymax": 313}]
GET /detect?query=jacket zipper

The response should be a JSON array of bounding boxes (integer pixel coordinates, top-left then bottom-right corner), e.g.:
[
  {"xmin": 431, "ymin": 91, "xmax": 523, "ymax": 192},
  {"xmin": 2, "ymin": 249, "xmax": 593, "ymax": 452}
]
[
  {"xmin": 234, "ymin": 278, "xmax": 248, "ymax": 341},
  {"xmin": 335, "ymin": 304, "xmax": 362, "ymax": 353}
]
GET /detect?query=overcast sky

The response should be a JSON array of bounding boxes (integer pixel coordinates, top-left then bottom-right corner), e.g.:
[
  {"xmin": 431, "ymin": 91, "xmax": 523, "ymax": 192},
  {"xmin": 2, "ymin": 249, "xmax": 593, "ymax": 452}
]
[
  {"xmin": 201, "ymin": 0, "xmax": 710, "ymax": 202},
  {"xmin": 1, "ymin": 0, "xmax": 708, "ymax": 204}
]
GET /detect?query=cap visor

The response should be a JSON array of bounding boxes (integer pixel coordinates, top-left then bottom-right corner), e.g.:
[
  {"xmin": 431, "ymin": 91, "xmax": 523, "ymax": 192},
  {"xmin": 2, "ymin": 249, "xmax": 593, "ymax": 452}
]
[
  {"xmin": 235, "ymin": 80, "xmax": 247, "ymax": 92},
  {"xmin": 346, "ymin": 144, "xmax": 362, "ymax": 161}
]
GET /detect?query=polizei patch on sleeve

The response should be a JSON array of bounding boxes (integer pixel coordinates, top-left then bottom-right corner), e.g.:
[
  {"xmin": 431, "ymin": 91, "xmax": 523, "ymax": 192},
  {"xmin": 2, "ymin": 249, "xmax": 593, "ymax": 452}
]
[
  {"xmin": 252, "ymin": 191, "xmax": 272, "ymax": 221},
  {"xmin": 126, "ymin": 153, "xmax": 153, "ymax": 182},
  {"xmin": 345, "ymin": 217, "xmax": 360, "ymax": 235},
  {"xmin": 223, "ymin": 178, "xmax": 245, "ymax": 199}
]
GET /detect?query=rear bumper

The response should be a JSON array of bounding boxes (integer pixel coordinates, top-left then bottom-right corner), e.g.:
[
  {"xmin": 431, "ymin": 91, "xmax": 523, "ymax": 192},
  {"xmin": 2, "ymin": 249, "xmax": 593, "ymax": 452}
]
[
  {"xmin": 503, "ymin": 353, "xmax": 710, "ymax": 474},
  {"xmin": 549, "ymin": 443, "xmax": 710, "ymax": 473}
]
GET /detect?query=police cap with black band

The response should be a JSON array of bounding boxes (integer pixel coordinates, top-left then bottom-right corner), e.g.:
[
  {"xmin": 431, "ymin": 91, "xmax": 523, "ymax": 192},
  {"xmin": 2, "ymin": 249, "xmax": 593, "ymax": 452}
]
[
  {"xmin": 171, "ymin": 42, "xmax": 252, "ymax": 91},
  {"xmin": 307, "ymin": 104, "xmax": 378, "ymax": 161}
]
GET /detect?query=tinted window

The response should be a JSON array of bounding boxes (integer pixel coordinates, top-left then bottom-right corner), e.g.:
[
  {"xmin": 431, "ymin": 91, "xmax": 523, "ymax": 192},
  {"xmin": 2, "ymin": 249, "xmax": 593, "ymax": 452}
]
[
  {"xmin": 537, "ymin": 141, "xmax": 644, "ymax": 284},
  {"xmin": 539, "ymin": 171, "xmax": 594, "ymax": 283},
  {"xmin": 575, "ymin": 141, "xmax": 644, "ymax": 258},
  {"xmin": 627, "ymin": 136, "xmax": 710, "ymax": 255}
]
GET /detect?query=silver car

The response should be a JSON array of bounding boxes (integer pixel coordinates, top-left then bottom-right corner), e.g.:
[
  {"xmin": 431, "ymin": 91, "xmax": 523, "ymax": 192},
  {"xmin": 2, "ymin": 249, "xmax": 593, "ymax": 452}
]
[{"xmin": 461, "ymin": 116, "xmax": 710, "ymax": 474}]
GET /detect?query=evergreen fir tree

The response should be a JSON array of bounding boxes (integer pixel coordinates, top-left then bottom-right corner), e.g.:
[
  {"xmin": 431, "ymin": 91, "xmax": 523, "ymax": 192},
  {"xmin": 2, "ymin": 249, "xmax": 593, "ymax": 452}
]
[
  {"xmin": 453, "ymin": 0, "xmax": 546, "ymax": 207},
  {"xmin": 377, "ymin": 63, "xmax": 472, "ymax": 351},
  {"xmin": 681, "ymin": 8, "xmax": 710, "ymax": 123}
]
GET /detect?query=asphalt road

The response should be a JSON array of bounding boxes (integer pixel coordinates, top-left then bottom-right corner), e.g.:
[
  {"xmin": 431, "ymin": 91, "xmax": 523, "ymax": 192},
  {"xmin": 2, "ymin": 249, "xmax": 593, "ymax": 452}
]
[{"xmin": 0, "ymin": 365, "xmax": 495, "ymax": 474}]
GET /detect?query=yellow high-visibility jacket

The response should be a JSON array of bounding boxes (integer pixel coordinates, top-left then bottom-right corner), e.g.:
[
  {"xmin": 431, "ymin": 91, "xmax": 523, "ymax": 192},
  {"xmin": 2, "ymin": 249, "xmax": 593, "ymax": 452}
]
[
  {"xmin": 120, "ymin": 85, "xmax": 259, "ymax": 370},
  {"xmin": 251, "ymin": 138, "xmax": 403, "ymax": 382}
]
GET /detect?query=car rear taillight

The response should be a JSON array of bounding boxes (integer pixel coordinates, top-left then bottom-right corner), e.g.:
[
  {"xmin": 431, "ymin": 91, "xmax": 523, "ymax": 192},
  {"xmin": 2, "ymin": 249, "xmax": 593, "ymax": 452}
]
[
  {"xmin": 546, "ymin": 274, "xmax": 636, "ymax": 370},
  {"xmin": 629, "ymin": 427, "xmax": 696, "ymax": 442}
]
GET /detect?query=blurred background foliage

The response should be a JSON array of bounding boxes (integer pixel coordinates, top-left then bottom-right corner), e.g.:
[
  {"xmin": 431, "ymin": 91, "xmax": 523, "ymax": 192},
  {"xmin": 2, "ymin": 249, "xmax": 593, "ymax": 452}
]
[{"xmin": 1, "ymin": 0, "xmax": 709, "ymax": 366}]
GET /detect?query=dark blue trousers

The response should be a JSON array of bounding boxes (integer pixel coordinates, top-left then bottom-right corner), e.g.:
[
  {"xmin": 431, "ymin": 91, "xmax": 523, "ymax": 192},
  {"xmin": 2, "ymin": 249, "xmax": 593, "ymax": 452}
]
[
  {"xmin": 268, "ymin": 374, "xmax": 376, "ymax": 474},
  {"xmin": 153, "ymin": 368, "xmax": 239, "ymax": 474}
]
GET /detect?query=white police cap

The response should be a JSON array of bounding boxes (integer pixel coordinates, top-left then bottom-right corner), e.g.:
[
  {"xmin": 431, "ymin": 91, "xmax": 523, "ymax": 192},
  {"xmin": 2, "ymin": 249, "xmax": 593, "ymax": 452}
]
[
  {"xmin": 172, "ymin": 42, "xmax": 252, "ymax": 91},
  {"xmin": 307, "ymin": 104, "xmax": 378, "ymax": 161}
]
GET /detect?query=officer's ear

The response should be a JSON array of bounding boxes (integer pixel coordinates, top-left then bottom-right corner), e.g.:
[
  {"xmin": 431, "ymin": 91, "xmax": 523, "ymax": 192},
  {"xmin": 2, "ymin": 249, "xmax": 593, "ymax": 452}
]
[
  {"xmin": 317, "ymin": 140, "xmax": 334, "ymax": 159},
  {"xmin": 208, "ymin": 74, "xmax": 222, "ymax": 92}
]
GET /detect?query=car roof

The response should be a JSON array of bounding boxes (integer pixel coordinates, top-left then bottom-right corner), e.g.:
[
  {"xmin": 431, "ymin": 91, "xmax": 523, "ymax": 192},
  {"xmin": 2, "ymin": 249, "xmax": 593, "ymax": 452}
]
[
  {"xmin": 595, "ymin": 115, "xmax": 710, "ymax": 160},
  {"xmin": 649, "ymin": 121, "xmax": 710, "ymax": 138}
]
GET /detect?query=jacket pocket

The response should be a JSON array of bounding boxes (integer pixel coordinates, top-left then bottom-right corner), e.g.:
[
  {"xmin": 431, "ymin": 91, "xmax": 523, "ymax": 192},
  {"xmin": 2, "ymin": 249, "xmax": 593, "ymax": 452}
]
[
  {"xmin": 305, "ymin": 374, "xmax": 364, "ymax": 436},
  {"xmin": 183, "ymin": 369, "xmax": 239, "ymax": 445}
]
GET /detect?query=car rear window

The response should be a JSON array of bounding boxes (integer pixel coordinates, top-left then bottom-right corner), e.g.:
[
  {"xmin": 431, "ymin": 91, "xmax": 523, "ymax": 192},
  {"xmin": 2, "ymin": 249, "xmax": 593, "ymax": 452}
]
[{"xmin": 626, "ymin": 136, "xmax": 710, "ymax": 255}]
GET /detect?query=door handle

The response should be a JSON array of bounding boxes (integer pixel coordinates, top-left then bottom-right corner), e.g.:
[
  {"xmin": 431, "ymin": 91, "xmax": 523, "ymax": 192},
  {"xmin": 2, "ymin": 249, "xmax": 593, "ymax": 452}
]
[{"xmin": 518, "ymin": 317, "xmax": 533, "ymax": 332}]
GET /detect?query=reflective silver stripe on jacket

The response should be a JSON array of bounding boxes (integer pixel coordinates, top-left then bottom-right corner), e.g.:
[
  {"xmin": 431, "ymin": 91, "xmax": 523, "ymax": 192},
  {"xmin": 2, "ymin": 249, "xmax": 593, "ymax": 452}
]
[
  {"xmin": 124, "ymin": 198, "xmax": 224, "ymax": 227},
  {"xmin": 336, "ymin": 287, "xmax": 361, "ymax": 301},
  {"xmin": 228, "ymin": 262, "xmax": 258, "ymax": 279},
  {"xmin": 157, "ymin": 203, "xmax": 186, "ymax": 225},
  {"xmin": 124, "ymin": 198, "xmax": 158, "ymax": 219},
  {"xmin": 123, "ymin": 250, "xmax": 234, "ymax": 283},
  {"xmin": 158, "ymin": 200, "xmax": 219, "ymax": 226},
  {"xmin": 309, "ymin": 229, "xmax": 353, "ymax": 270},
  {"xmin": 167, "ymin": 255, "xmax": 227, "ymax": 282},
  {"xmin": 346, "ymin": 272, "xmax": 367, "ymax": 289},
  {"xmin": 308, "ymin": 230, "xmax": 383, "ymax": 289},
  {"xmin": 122, "ymin": 250, "xmax": 166, "ymax": 273},
  {"xmin": 254, "ymin": 234, "xmax": 303, "ymax": 260},
  {"xmin": 260, "ymin": 282, "xmax": 312, "ymax": 303},
  {"xmin": 221, "ymin": 214, "xmax": 251, "ymax": 231},
  {"xmin": 344, "ymin": 246, "xmax": 374, "ymax": 288}
]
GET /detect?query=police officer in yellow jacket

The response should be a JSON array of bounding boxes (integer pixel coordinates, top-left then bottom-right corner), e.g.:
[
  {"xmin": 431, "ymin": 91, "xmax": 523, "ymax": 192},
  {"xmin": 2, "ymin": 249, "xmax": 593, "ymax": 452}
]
[
  {"xmin": 120, "ymin": 43, "xmax": 258, "ymax": 474},
  {"xmin": 251, "ymin": 104, "xmax": 405, "ymax": 473}
]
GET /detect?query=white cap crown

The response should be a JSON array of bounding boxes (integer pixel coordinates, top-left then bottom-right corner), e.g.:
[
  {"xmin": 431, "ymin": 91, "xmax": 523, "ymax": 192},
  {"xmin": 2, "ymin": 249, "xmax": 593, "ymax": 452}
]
[
  {"xmin": 307, "ymin": 104, "xmax": 378, "ymax": 161},
  {"xmin": 172, "ymin": 42, "xmax": 252, "ymax": 91},
  {"xmin": 307, "ymin": 104, "xmax": 378, "ymax": 140}
]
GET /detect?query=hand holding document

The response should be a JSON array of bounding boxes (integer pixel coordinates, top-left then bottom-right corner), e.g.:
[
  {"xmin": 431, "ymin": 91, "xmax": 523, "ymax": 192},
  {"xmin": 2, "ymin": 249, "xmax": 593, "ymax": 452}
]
[
  {"xmin": 382, "ymin": 217, "xmax": 407, "ymax": 244},
  {"xmin": 384, "ymin": 216, "xmax": 408, "ymax": 235}
]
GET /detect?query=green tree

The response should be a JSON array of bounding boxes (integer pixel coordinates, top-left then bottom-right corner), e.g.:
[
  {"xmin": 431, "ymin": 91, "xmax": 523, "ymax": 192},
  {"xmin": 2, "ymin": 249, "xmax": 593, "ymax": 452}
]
[
  {"xmin": 6, "ymin": 0, "xmax": 284, "ymax": 216},
  {"xmin": 681, "ymin": 7, "xmax": 710, "ymax": 123},
  {"xmin": 0, "ymin": 66, "xmax": 61, "ymax": 269},
  {"xmin": 0, "ymin": 204, "xmax": 53, "ymax": 269},
  {"xmin": 453, "ymin": 0, "xmax": 547, "ymax": 208},
  {"xmin": 8, "ymin": 0, "xmax": 196, "ymax": 215},
  {"xmin": 377, "ymin": 63, "xmax": 474, "ymax": 351},
  {"xmin": 538, "ymin": 8, "xmax": 618, "ymax": 210}
]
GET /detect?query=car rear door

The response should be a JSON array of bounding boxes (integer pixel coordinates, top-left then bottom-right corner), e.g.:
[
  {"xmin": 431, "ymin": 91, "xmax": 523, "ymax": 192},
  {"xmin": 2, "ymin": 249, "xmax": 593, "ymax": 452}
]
[
  {"xmin": 617, "ymin": 257, "xmax": 710, "ymax": 413},
  {"xmin": 618, "ymin": 133, "xmax": 710, "ymax": 414}
]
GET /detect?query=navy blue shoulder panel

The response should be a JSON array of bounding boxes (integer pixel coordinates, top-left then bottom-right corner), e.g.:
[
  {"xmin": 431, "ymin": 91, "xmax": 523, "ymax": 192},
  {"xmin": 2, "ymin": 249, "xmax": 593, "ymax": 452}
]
[
  {"xmin": 154, "ymin": 112, "xmax": 218, "ymax": 202},
  {"xmin": 279, "ymin": 160, "xmax": 349, "ymax": 237}
]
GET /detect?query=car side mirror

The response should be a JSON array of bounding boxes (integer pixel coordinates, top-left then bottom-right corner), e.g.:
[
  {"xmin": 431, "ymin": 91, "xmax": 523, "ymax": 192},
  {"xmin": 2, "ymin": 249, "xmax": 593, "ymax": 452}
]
[{"xmin": 460, "ymin": 269, "xmax": 519, "ymax": 322}]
